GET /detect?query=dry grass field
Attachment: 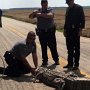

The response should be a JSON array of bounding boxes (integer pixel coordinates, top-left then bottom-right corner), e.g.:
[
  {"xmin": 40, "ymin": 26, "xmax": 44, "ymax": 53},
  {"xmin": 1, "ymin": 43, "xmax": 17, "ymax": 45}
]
[{"xmin": 3, "ymin": 8, "xmax": 90, "ymax": 37}]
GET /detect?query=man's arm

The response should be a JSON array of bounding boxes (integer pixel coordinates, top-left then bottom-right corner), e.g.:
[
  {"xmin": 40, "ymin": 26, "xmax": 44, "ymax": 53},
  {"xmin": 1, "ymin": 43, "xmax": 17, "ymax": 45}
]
[
  {"xmin": 36, "ymin": 12, "xmax": 54, "ymax": 19},
  {"xmin": 63, "ymin": 29, "xmax": 66, "ymax": 37},
  {"xmin": 78, "ymin": 6, "xmax": 85, "ymax": 36},
  {"xmin": 29, "ymin": 12, "xmax": 36, "ymax": 19},
  {"xmin": 79, "ymin": 6, "xmax": 85, "ymax": 29},
  {"xmin": 29, "ymin": 10, "xmax": 39, "ymax": 19},
  {"xmin": 17, "ymin": 56, "xmax": 35, "ymax": 74},
  {"xmin": 32, "ymin": 43, "xmax": 38, "ymax": 68},
  {"xmin": 32, "ymin": 52, "xmax": 38, "ymax": 69}
]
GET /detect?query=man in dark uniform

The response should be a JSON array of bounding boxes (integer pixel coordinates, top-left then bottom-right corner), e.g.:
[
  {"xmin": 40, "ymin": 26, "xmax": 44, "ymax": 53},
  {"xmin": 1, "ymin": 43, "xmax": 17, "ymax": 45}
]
[
  {"xmin": 0, "ymin": 9, "xmax": 2, "ymax": 27},
  {"xmin": 63, "ymin": 0, "xmax": 85, "ymax": 70},
  {"xmin": 29, "ymin": 0, "xmax": 59, "ymax": 66}
]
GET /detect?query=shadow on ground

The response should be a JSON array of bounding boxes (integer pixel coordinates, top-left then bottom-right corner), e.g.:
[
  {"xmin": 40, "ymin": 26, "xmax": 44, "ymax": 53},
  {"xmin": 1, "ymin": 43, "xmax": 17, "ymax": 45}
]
[
  {"xmin": 0, "ymin": 74, "xmax": 38, "ymax": 83},
  {"xmin": 64, "ymin": 68, "xmax": 86, "ymax": 77}
]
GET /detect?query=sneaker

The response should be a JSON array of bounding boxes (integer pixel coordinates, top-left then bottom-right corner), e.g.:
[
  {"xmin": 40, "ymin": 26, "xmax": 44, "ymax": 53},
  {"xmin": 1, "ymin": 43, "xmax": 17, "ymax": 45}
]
[
  {"xmin": 73, "ymin": 66, "xmax": 79, "ymax": 70},
  {"xmin": 63, "ymin": 64, "xmax": 73, "ymax": 68}
]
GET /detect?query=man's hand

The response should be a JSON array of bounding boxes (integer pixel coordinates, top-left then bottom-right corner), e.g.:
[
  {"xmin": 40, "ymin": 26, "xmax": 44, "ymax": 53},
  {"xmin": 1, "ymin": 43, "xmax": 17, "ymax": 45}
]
[
  {"xmin": 79, "ymin": 28, "xmax": 83, "ymax": 36},
  {"xmin": 36, "ymin": 12, "xmax": 42, "ymax": 17},
  {"xmin": 36, "ymin": 12, "xmax": 54, "ymax": 19},
  {"xmin": 31, "ymin": 68, "xmax": 37, "ymax": 75},
  {"xmin": 29, "ymin": 10, "xmax": 40, "ymax": 19},
  {"xmin": 63, "ymin": 29, "xmax": 66, "ymax": 37}
]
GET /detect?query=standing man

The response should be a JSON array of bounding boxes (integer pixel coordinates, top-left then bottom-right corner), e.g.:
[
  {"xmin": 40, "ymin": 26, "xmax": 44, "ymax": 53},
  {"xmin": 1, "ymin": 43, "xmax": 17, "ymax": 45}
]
[
  {"xmin": 63, "ymin": 0, "xmax": 85, "ymax": 70},
  {"xmin": 0, "ymin": 31, "xmax": 38, "ymax": 77},
  {"xmin": 0, "ymin": 9, "xmax": 2, "ymax": 27},
  {"xmin": 29, "ymin": 0, "xmax": 59, "ymax": 66}
]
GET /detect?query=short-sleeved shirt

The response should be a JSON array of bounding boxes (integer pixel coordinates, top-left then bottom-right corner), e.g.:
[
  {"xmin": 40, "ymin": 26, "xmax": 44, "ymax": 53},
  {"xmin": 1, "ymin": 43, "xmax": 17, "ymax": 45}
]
[
  {"xmin": 36, "ymin": 8, "xmax": 55, "ymax": 29},
  {"xmin": 10, "ymin": 40, "xmax": 36, "ymax": 58}
]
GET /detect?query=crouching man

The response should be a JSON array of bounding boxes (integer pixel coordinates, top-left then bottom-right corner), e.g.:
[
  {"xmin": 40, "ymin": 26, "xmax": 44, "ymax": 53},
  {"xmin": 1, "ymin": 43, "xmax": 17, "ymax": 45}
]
[{"xmin": 0, "ymin": 31, "xmax": 38, "ymax": 77}]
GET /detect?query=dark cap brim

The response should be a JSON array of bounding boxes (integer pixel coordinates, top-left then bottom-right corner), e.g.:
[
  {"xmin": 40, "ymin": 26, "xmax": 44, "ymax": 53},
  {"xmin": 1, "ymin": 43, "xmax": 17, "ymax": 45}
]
[{"xmin": 41, "ymin": 1, "xmax": 48, "ymax": 4}]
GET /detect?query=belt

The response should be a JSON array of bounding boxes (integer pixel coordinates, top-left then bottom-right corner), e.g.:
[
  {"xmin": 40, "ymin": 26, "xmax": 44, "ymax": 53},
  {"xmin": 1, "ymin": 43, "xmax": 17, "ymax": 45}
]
[
  {"xmin": 65, "ymin": 25, "xmax": 80, "ymax": 29},
  {"xmin": 38, "ymin": 27, "xmax": 54, "ymax": 32}
]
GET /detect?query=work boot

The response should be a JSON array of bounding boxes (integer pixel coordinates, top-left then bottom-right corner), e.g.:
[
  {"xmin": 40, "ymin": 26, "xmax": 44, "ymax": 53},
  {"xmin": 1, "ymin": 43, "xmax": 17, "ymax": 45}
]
[
  {"xmin": 41, "ymin": 62, "xmax": 48, "ymax": 67},
  {"xmin": 73, "ymin": 66, "xmax": 79, "ymax": 70},
  {"xmin": 54, "ymin": 61, "xmax": 60, "ymax": 65},
  {"xmin": 63, "ymin": 64, "xmax": 73, "ymax": 69}
]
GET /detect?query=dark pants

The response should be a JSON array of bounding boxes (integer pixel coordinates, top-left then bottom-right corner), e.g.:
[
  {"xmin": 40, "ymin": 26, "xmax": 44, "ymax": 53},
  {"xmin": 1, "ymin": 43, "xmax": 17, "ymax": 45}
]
[
  {"xmin": 38, "ymin": 27, "xmax": 59, "ymax": 64},
  {"xmin": 0, "ymin": 17, "xmax": 2, "ymax": 27},
  {"xmin": 0, "ymin": 51, "xmax": 30, "ymax": 77},
  {"xmin": 66, "ymin": 28, "xmax": 80, "ymax": 67}
]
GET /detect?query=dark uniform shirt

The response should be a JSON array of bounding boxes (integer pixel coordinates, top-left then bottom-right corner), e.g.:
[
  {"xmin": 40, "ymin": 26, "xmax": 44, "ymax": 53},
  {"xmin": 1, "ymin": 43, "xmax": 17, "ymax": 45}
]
[
  {"xmin": 64, "ymin": 4, "xmax": 85, "ymax": 29},
  {"xmin": 36, "ymin": 8, "xmax": 55, "ymax": 29},
  {"xmin": 10, "ymin": 40, "xmax": 36, "ymax": 57}
]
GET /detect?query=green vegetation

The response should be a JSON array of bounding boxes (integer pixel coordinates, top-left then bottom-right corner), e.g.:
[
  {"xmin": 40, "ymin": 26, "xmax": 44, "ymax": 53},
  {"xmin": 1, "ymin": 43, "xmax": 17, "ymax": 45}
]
[
  {"xmin": 2, "ymin": 7, "xmax": 90, "ymax": 37},
  {"xmin": 57, "ymin": 29, "xmax": 64, "ymax": 32}
]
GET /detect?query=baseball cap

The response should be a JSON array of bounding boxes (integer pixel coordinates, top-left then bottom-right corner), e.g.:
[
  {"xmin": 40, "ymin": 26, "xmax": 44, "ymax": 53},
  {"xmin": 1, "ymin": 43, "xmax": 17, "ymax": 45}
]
[
  {"xmin": 66, "ymin": 0, "xmax": 73, "ymax": 3},
  {"xmin": 41, "ymin": 0, "xmax": 48, "ymax": 4}
]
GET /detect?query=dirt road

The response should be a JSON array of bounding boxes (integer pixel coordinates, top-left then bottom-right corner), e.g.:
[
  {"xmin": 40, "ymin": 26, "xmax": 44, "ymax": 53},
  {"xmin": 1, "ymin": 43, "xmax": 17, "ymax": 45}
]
[{"xmin": 0, "ymin": 17, "xmax": 90, "ymax": 90}]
